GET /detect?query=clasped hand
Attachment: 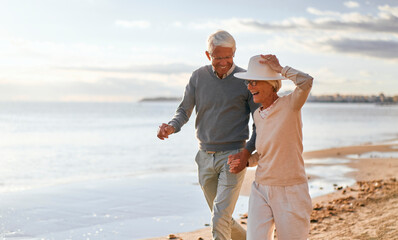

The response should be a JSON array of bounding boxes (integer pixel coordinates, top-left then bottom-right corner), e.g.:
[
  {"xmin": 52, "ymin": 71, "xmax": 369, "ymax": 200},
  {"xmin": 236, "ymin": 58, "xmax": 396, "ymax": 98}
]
[{"xmin": 228, "ymin": 149, "xmax": 251, "ymax": 174}]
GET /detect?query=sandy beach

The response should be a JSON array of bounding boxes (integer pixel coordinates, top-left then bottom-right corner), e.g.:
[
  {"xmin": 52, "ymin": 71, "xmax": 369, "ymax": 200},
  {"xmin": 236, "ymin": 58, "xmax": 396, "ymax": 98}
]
[{"xmin": 146, "ymin": 140, "xmax": 398, "ymax": 240}]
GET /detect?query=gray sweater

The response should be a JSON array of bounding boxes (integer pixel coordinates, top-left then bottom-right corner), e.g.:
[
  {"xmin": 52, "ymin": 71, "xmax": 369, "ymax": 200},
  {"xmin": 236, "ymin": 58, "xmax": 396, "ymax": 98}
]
[{"xmin": 169, "ymin": 65, "xmax": 259, "ymax": 152}]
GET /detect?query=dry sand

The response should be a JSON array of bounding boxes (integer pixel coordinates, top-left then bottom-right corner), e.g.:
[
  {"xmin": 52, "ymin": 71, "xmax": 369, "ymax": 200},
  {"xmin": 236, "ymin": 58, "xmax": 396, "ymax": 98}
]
[{"xmin": 146, "ymin": 141, "xmax": 398, "ymax": 240}]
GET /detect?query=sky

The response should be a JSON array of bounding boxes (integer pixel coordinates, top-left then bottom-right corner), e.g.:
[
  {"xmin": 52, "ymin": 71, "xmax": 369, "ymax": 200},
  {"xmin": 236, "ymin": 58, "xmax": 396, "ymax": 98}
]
[{"xmin": 0, "ymin": 0, "xmax": 397, "ymax": 102}]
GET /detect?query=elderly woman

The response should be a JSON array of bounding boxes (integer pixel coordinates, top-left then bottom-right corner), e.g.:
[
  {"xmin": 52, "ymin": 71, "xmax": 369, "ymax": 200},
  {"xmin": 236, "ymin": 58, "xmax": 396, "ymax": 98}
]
[{"xmin": 228, "ymin": 54, "xmax": 314, "ymax": 240}]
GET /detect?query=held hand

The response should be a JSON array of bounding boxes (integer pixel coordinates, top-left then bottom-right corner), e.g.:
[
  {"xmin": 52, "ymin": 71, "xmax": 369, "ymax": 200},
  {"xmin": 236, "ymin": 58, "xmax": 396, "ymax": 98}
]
[
  {"xmin": 228, "ymin": 149, "xmax": 251, "ymax": 174},
  {"xmin": 157, "ymin": 123, "xmax": 175, "ymax": 140},
  {"xmin": 260, "ymin": 54, "xmax": 283, "ymax": 73}
]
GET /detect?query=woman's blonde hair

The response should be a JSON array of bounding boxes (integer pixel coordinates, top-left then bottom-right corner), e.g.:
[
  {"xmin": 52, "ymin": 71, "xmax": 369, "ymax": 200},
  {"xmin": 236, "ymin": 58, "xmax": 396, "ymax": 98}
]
[{"xmin": 267, "ymin": 80, "xmax": 282, "ymax": 92}]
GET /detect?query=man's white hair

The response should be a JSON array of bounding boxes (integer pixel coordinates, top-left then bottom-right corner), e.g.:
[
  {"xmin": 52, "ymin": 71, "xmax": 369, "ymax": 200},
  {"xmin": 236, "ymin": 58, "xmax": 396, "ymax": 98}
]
[{"xmin": 207, "ymin": 30, "xmax": 236, "ymax": 54}]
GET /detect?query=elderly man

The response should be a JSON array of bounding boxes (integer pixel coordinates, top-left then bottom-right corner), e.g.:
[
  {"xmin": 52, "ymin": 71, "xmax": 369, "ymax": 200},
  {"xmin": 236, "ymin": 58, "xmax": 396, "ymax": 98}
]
[{"xmin": 157, "ymin": 30, "xmax": 258, "ymax": 240}]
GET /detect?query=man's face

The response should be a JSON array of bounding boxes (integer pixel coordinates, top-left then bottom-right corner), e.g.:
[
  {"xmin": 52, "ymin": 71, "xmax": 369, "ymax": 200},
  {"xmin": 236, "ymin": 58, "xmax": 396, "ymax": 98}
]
[{"xmin": 206, "ymin": 46, "xmax": 234, "ymax": 78}]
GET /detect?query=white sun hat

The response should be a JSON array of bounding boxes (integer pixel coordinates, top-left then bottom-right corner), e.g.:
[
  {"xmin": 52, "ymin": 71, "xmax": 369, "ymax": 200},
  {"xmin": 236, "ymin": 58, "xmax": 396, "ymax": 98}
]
[{"xmin": 234, "ymin": 55, "xmax": 285, "ymax": 80}]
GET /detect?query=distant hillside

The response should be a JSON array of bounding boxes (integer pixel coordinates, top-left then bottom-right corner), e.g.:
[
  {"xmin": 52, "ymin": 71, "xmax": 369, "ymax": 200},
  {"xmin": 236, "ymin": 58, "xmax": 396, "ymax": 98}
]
[
  {"xmin": 139, "ymin": 97, "xmax": 182, "ymax": 102},
  {"xmin": 139, "ymin": 93, "xmax": 398, "ymax": 104}
]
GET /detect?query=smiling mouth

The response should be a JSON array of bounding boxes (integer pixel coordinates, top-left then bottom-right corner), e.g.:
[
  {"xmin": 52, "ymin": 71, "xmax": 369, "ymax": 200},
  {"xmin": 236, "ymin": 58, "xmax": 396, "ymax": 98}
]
[{"xmin": 251, "ymin": 91, "xmax": 259, "ymax": 96}]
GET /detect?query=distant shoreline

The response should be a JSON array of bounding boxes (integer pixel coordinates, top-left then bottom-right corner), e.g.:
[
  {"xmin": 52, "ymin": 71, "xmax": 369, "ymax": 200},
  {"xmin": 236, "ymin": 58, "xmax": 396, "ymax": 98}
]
[
  {"xmin": 139, "ymin": 95, "xmax": 397, "ymax": 104},
  {"xmin": 139, "ymin": 97, "xmax": 182, "ymax": 102}
]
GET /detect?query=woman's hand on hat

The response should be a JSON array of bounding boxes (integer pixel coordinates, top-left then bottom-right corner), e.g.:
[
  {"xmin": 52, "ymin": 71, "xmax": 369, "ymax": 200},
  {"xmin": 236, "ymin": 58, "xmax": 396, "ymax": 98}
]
[{"xmin": 260, "ymin": 54, "xmax": 283, "ymax": 73}]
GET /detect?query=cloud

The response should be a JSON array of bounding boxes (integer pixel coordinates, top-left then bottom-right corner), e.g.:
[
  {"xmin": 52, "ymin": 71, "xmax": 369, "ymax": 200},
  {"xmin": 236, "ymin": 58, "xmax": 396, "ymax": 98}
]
[
  {"xmin": 184, "ymin": 18, "xmax": 262, "ymax": 33},
  {"xmin": 172, "ymin": 21, "xmax": 183, "ymax": 28},
  {"xmin": 181, "ymin": 5, "xmax": 398, "ymax": 36},
  {"xmin": 57, "ymin": 63, "xmax": 196, "ymax": 75},
  {"xmin": 115, "ymin": 20, "xmax": 151, "ymax": 29},
  {"xmin": 379, "ymin": 4, "xmax": 398, "ymax": 18},
  {"xmin": 344, "ymin": 1, "xmax": 360, "ymax": 8},
  {"xmin": 307, "ymin": 67, "xmax": 383, "ymax": 95},
  {"xmin": 225, "ymin": 4, "xmax": 398, "ymax": 61},
  {"xmin": 307, "ymin": 7, "xmax": 341, "ymax": 17},
  {"xmin": 169, "ymin": 6, "xmax": 398, "ymax": 35},
  {"xmin": 235, "ymin": 5, "xmax": 398, "ymax": 34},
  {"xmin": 323, "ymin": 38, "xmax": 398, "ymax": 59},
  {"xmin": 0, "ymin": 76, "xmax": 184, "ymax": 102}
]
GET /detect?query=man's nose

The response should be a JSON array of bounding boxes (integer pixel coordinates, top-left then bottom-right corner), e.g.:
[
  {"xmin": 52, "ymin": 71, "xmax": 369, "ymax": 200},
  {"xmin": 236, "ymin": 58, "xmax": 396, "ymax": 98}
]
[{"xmin": 219, "ymin": 59, "xmax": 228, "ymax": 65}]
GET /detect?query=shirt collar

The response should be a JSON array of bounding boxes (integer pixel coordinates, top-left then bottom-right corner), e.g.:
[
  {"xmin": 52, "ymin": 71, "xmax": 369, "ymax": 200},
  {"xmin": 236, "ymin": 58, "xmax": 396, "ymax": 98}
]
[{"xmin": 212, "ymin": 63, "xmax": 236, "ymax": 79}]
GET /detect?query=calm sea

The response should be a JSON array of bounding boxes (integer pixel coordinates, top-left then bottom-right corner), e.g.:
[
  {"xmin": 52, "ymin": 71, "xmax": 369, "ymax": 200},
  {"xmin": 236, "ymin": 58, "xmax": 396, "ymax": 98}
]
[
  {"xmin": 1, "ymin": 101, "xmax": 398, "ymax": 239},
  {"xmin": 0, "ymin": 101, "xmax": 397, "ymax": 193}
]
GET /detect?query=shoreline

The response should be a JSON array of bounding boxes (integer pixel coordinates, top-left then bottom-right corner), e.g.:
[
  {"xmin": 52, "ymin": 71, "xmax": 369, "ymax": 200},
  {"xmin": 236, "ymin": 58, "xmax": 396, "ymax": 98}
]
[{"xmin": 146, "ymin": 141, "xmax": 398, "ymax": 240}]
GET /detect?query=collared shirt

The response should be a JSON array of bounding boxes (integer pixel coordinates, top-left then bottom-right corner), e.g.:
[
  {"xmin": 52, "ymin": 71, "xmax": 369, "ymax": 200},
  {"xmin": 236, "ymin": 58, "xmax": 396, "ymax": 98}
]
[
  {"xmin": 168, "ymin": 64, "xmax": 259, "ymax": 152},
  {"xmin": 259, "ymin": 98, "xmax": 279, "ymax": 119},
  {"xmin": 212, "ymin": 63, "xmax": 236, "ymax": 79},
  {"xmin": 247, "ymin": 66, "xmax": 314, "ymax": 185}
]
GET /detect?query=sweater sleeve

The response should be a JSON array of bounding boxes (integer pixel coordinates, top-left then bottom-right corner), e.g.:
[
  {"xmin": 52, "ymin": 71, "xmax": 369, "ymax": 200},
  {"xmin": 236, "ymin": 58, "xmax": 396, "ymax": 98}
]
[
  {"xmin": 248, "ymin": 152, "xmax": 259, "ymax": 167},
  {"xmin": 281, "ymin": 66, "xmax": 313, "ymax": 110},
  {"xmin": 245, "ymin": 93, "xmax": 261, "ymax": 153},
  {"xmin": 168, "ymin": 74, "xmax": 196, "ymax": 133}
]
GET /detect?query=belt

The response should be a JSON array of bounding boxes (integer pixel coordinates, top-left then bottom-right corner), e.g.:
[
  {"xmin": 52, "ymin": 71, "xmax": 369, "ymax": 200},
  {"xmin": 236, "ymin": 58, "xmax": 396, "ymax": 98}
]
[{"xmin": 205, "ymin": 151, "xmax": 217, "ymax": 154}]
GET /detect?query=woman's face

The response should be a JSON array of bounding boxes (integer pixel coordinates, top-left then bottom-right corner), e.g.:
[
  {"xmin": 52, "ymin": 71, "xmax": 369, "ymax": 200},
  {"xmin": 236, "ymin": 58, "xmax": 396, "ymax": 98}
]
[{"xmin": 246, "ymin": 80, "xmax": 274, "ymax": 104}]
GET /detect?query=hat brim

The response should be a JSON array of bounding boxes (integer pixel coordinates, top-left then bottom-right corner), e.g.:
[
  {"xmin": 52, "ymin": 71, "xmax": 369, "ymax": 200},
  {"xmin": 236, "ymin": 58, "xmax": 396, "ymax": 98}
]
[{"xmin": 234, "ymin": 72, "xmax": 285, "ymax": 81}]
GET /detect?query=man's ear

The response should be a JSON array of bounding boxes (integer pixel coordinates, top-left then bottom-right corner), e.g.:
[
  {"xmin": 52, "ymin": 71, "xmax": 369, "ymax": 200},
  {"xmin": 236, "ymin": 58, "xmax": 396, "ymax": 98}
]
[{"xmin": 205, "ymin": 51, "xmax": 211, "ymax": 61}]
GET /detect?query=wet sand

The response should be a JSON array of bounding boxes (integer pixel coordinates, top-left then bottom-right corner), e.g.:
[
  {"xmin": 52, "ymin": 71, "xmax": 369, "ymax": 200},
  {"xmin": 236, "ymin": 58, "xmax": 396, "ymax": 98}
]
[{"xmin": 146, "ymin": 141, "xmax": 398, "ymax": 240}]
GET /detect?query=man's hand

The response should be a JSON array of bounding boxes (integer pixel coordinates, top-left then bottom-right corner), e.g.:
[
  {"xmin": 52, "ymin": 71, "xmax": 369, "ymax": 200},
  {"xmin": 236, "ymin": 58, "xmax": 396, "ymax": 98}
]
[
  {"xmin": 157, "ymin": 123, "xmax": 175, "ymax": 140},
  {"xmin": 228, "ymin": 149, "xmax": 251, "ymax": 174}
]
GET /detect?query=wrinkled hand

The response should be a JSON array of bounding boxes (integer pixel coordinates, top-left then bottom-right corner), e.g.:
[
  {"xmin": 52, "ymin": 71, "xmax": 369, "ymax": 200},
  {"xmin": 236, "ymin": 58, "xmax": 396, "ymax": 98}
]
[
  {"xmin": 260, "ymin": 54, "xmax": 283, "ymax": 73},
  {"xmin": 228, "ymin": 149, "xmax": 251, "ymax": 174},
  {"xmin": 157, "ymin": 123, "xmax": 175, "ymax": 140}
]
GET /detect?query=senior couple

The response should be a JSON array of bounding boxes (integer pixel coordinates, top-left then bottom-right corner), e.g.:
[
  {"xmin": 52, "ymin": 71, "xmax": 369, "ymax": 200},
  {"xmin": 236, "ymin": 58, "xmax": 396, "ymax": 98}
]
[{"xmin": 157, "ymin": 30, "xmax": 314, "ymax": 240}]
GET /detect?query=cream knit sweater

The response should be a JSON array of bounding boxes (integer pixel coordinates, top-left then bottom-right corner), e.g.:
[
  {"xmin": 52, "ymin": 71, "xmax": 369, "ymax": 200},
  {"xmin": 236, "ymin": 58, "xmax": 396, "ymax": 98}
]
[{"xmin": 248, "ymin": 66, "xmax": 313, "ymax": 186}]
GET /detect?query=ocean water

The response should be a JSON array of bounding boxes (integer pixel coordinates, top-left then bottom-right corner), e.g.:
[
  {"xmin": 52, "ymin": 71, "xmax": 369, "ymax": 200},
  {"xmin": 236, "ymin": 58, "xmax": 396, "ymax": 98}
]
[
  {"xmin": 0, "ymin": 101, "xmax": 397, "ymax": 239},
  {"xmin": 0, "ymin": 102, "xmax": 196, "ymax": 193},
  {"xmin": 1, "ymin": 101, "xmax": 397, "ymax": 193}
]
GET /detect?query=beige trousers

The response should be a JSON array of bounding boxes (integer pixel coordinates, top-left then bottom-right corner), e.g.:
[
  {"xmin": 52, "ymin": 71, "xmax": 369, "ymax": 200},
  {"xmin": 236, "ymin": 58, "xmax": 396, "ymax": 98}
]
[
  {"xmin": 247, "ymin": 182, "xmax": 312, "ymax": 240},
  {"xmin": 196, "ymin": 149, "xmax": 247, "ymax": 240}
]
